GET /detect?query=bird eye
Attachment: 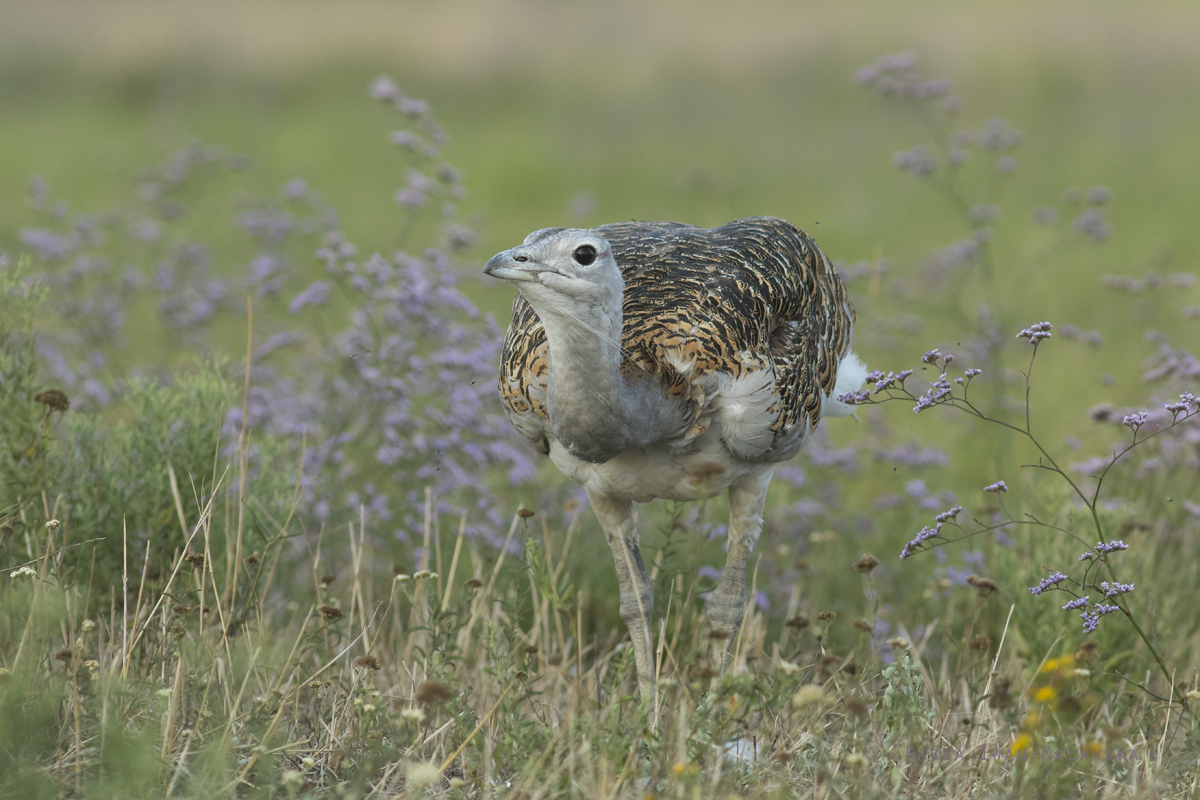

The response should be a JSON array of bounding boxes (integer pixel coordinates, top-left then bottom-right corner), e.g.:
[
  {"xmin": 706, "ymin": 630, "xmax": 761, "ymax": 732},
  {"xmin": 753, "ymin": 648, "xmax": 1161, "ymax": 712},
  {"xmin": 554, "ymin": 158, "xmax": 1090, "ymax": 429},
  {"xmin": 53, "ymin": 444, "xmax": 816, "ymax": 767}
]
[{"xmin": 573, "ymin": 245, "xmax": 597, "ymax": 266}]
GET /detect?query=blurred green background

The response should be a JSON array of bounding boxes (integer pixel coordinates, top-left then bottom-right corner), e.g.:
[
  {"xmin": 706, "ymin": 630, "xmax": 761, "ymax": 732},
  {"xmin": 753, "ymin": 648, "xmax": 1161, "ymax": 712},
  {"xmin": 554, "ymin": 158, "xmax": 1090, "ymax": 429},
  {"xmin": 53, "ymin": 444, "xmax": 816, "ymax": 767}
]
[{"xmin": 2, "ymin": 0, "xmax": 1198, "ymax": 473}]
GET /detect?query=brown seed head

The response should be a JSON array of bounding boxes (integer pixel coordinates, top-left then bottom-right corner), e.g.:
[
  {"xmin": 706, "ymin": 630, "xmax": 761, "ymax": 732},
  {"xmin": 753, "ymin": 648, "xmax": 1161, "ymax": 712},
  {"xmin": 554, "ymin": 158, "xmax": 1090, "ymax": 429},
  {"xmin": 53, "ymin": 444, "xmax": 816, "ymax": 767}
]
[
  {"xmin": 843, "ymin": 698, "xmax": 869, "ymax": 717},
  {"xmin": 353, "ymin": 655, "xmax": 381, "ymax": 670},
  {"xmin": 185, "ymin": 553, "xmax": 207, "ymax": 570},
  {"xmin": 415, "ymin": 679, "xmax": 454, "ymax": 703},
  {"xmin": 969, "ymin": 635, "xmax": 991, "ymax": 651},
  {"xmin": 33, "ymin": 389, "xmax": 70, "ymax": 413},
  {"xmin": 817, "ymin": 655, "xmax": 842, "ymax": 677},
  {"xmin": 817, "ymin": 611, "xmax": 837, "ymax": 622},
  {"xmin": 320, "ymin": 573, "xmax": 336, "ymax": 586},
  {"xmin": 546, "ymin": 654, "xmax": 563, "ymax": 667},
  {"xmin": 966, "ymin": 575, "xmax": 999, "ymax": 597},
  {"xmin": 173, "ymin": 605, "xmax": 192, "ymax": 615},
  {"xmin": 517, "ymin": 508, "xmax": 535, "ymax": 518},
  {"xmin": 55, "ymin": 648, "xmax": 73, "ymax": 663},
  {"xmin": 464, "ymin": 578, "xmax": 484, "ymax": 590},
  {"xmin": 319, "ymin": 605, "xmax": 344, "ymax": 620},
  {"xmin": 853, "ymin": 619, "xmax": 873, "ymax": 633},
  {"xmin": 852, "ymin": 554, "xmax": 880, "ymax": 574},
  {"xmin": 524, "ymin": 645, "xmax": 539, "ymax": 655},
  {"xmin": 785, "ymin": 615, "xmax": 811, "ymax": 631}
]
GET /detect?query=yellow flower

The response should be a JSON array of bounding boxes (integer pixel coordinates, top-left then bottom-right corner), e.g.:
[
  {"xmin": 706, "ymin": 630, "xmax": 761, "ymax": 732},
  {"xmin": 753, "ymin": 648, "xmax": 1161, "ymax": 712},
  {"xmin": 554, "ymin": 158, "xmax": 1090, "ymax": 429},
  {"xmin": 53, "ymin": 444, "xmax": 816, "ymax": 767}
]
[
  {"xmin": 1034, "ymin": 687, "xmax": 1057, "ymax": 704},
  {"xmin": 672, "ymin": 762, "xmax": 686, "ymax": 775},
  {"xmin": 1011, "ymin": 733, "xmax": 1034, "ymax": 756},
  {"xmin": 1040, "ymin": 655, "xmax": 1075, "ymax": 674},
  {"xmin": 1023, "ymin": 711, "xmax": 1041, "ymax": 729},
  {"xmin": 1085, "ymin": 741, "xmax": 1104, "ymax": 756}
]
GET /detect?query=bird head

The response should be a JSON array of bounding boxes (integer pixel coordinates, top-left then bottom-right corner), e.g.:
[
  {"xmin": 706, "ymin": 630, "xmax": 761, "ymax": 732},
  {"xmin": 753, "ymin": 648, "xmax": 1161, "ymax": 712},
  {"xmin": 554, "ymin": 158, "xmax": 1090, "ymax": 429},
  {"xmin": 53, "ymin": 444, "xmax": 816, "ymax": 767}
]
[{"xmin": 484, "ymin": 227, "xmax": 623, "ymax": 312}]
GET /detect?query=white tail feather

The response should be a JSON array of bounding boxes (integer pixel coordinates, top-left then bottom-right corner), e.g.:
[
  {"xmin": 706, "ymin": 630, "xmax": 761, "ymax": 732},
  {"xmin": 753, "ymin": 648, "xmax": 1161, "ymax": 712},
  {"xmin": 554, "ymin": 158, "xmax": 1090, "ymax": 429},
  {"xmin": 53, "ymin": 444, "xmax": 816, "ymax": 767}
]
[{"xmin": 824, "ymin": 350, "xmax": 869, "ymax": 418}]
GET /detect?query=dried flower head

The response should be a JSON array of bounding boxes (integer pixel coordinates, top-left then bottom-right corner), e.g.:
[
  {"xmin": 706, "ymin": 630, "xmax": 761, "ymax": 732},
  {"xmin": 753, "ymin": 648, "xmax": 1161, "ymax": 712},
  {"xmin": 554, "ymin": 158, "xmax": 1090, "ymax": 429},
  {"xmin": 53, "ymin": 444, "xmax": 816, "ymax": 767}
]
[
  {"xmin": 1075, "ymin": 641, "xmax": 1100, "ymax": 662},
  {"xmin": 353, "ymin": 655, "xmax": 381, "ymax": 670},
  {"xmin": 785, "ymin": 615, "xmax": 811, "ymax": 631},
  {"xmin": 852, "ymin": 554, "xmax": 880, "ymax": 574},
  {"xmin": 966, "ymin": 575, "xmax": 999, "ymax": 597},
  {"xmin": 817, "ymin": 611, "xmax": 837, "ymax": 622},
  {"xmin": 32, "ymin": 389, "xmax": 70, "ymax": 413},
  {"xmin": 318, "ymin": 605, "xmax": 344, "ymax": 620},
  {"xmin": 982, "ymin": 480, "xmax": 1008, "ymax": 494},
  {"xmin": 415, "ymin": 679, "xmax": 454, "ymax": 703}
]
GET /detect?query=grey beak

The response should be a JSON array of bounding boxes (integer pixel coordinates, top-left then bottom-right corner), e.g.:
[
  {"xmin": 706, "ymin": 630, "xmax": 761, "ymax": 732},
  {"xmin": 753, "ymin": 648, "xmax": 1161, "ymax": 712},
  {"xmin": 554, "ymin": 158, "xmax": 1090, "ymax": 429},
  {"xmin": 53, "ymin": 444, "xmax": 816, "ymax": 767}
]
[{"xmin": 484, "ymin": 250, "xmax": 543, "ymax": 283}]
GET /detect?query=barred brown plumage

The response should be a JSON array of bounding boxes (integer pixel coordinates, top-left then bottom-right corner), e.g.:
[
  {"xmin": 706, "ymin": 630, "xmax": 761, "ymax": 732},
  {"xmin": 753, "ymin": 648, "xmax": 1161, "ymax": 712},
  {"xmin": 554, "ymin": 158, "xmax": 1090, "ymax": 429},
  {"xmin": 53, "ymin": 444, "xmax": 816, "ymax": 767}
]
[{"xmin": 485, "ymin": 216, "xmax": 865, "ymax": 697}]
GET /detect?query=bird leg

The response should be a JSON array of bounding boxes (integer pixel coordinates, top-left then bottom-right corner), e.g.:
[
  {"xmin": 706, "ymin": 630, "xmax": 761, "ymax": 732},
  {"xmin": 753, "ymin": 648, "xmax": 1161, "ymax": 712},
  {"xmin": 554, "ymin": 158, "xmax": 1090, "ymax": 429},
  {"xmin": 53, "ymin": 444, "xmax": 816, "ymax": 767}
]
[
  {"xmin": 707, "ymin": 468, "xmax": 774, "ymax": 669},
  {"xmin": 588, "ymin": 490, "xmax": 656, "ymax": 698}
]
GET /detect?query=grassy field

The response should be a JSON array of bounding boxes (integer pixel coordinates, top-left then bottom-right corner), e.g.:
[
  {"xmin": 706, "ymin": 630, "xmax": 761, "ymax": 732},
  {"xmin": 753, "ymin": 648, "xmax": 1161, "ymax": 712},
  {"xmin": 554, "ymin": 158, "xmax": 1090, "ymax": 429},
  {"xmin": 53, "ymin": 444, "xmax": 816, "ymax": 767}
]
[{"xmin": 2, "ymin": 1, "xmax": 1200, "ymax": 797}]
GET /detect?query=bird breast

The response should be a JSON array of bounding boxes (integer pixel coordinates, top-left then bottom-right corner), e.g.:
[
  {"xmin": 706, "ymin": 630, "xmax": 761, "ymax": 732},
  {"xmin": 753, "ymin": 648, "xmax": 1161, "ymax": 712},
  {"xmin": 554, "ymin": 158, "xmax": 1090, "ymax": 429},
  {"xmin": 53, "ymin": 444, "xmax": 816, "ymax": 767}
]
[{"xmin": 547, "ymin": 422, "xmax": 777, "ymax": 503}]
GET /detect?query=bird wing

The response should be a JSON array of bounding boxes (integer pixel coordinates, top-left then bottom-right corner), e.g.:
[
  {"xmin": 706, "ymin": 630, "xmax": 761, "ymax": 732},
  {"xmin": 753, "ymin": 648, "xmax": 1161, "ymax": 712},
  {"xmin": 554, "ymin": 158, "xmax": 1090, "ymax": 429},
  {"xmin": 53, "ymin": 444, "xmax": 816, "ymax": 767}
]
[
  {"xmin": 498, "ymin": 298, "xmax": 552, "ymax": 455},
  {"xmin": 497, "ymin": 217, "xmax": 855, "ymax": 462}
]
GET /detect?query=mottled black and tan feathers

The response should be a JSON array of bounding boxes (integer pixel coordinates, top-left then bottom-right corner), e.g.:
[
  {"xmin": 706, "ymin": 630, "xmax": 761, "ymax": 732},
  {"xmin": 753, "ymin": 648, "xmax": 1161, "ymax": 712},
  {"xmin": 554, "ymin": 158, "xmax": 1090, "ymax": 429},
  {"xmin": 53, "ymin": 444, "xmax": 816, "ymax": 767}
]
[{"xmin": 498, "ymin": 216, "xmax": 855, "ymax": 461}]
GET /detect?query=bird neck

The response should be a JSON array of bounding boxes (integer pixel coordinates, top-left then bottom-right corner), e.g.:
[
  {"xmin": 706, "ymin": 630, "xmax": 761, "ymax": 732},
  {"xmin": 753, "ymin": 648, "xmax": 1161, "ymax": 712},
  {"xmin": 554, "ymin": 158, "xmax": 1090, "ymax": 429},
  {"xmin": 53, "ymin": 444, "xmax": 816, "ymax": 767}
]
[{"xmin": 534, "ymin": 301, "xmax": 647, "ymax": 463}]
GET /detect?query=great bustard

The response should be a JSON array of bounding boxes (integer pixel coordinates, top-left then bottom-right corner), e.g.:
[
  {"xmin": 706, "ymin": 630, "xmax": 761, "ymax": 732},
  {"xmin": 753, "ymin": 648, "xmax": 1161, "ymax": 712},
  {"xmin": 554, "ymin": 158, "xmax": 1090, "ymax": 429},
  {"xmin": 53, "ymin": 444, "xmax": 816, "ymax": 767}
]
[{"xmin": 484, "ymin": 216, "xmax": 865, "ymax": 694}]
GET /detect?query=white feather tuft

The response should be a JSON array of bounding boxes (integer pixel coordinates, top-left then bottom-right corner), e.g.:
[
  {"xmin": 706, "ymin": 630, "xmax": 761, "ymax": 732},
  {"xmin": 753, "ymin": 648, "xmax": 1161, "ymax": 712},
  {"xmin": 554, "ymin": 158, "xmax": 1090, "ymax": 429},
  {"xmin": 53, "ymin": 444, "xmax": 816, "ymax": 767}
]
[{"xmin": 824, "ymin": 350, "xmax": 869, "ymax": 418}]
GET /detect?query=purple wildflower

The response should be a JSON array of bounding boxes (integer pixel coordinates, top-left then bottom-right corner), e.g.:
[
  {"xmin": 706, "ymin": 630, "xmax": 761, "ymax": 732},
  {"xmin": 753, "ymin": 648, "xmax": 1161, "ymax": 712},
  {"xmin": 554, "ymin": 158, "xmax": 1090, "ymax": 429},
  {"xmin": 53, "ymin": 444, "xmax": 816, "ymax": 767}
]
[
  {"xmin": 893, "ymin": 145, "xmax": 937, "ymax": 178},
  {"xmin": 982, "ymin": 481, "xmax": 1008, "ymax": 494},
  {"xmin": 371, "ymin": 76, "xmax": 400, "ymax": 101},
  {"xmin": 1100, "ymin": 581, "xmax": 1134, "ymax": 598},
  {"xmin": 838, "ymin": 389, "xmax": 870, "ymax": 405},
  {"xmin": 900, "ymin": 523, "xmax": 943, "ymax": 560},
  {"xmin": 1016, "ymin": 321, "xmax": 1053, "ymax": 344},
  {"xmin": 1094, "ymin": 540, "xmax": 1129, "ymax": 554},
  {"xmin": 1074, "ymin": 209, "xmax": 1111, "ymax": 242},
  {"xmin": 934, "ymin": 506, "xmax": 963, "ymax": 523},
  {"xmin": 1163, "ymin": 391, "xmax": 1198, "ymax": 416},
  {"xmin": 1121, "ymin": 412, "xmax": 1147, "ymax": 432},
  {"xmin": 289, "ymin": 280, "xmax": 332, "ymax": 314},
  {"xmin": 1079, "ymin": 551, "xmax": 1093, "ymax": 561},
  {"xmin": 1028, "ymin": 572, "xmax": 1068, "ymax": 595},
  {"xmin": 913, "ymin": 373, "xmax": 953, "ymax": 413},
  {"xmin": 1062, "ymin": 596, "xmax": 1089, "ymax": 610}
]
